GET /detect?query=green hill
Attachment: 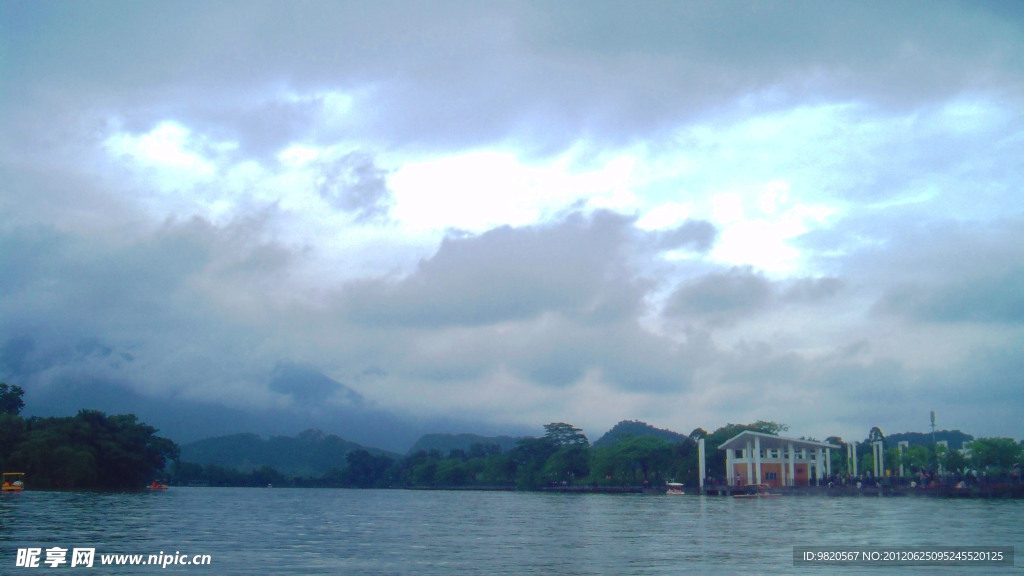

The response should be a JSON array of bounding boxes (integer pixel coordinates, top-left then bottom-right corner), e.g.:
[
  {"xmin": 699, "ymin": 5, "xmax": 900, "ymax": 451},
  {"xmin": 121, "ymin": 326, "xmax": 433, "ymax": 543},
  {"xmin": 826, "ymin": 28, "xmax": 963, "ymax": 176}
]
[
  {"xmin": 408, "ymin": 433, "xmax": 522, "ymax": 455},
  {"xmin": 592, "ymin": 420, "xmax": 690, "ymax": 448},
  {"xmin": 180, "ymin": 428, "xmax": 397, "ymax": 476}
]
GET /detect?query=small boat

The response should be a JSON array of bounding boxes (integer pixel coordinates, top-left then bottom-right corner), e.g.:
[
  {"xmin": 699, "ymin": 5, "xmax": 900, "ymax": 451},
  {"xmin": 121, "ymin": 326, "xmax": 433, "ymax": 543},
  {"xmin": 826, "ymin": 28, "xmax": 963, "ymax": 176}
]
[
  {"xmin": 665, "ymin": 482, "xmax": 685, "ymax": 495},
  {"xmin": 147, "ymin": 480, "xmax": 169, "ymax": 491},
  {"xmin": 2, "ymin": 472, "xmax": 25, "ymax": 492},
  {"xmin": 733, "ymin": 484, "xmax": 780, "ymax": 499}
]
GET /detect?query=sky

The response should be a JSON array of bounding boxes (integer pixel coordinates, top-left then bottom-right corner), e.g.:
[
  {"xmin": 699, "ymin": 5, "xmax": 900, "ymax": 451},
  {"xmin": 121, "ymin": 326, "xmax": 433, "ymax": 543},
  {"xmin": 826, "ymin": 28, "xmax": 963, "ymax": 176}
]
[{"xmin": 1, "ymin": 1, "xmax": 1022, "ymax": 452}]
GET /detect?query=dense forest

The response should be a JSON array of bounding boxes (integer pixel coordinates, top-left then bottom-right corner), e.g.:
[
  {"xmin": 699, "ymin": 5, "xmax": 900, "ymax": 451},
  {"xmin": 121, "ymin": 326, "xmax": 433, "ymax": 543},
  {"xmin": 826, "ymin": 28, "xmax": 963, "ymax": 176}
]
[{"xmin": 0, "ymin": 383, "xmax": 179, "ymax": 490}]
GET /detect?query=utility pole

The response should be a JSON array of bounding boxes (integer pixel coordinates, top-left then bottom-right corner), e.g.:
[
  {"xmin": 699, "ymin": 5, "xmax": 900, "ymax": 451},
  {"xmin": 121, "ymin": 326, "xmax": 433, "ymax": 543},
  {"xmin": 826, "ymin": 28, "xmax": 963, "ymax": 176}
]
[{"xmin": 930, "ymin": 411, "xmax": 937, "ymax": 470}]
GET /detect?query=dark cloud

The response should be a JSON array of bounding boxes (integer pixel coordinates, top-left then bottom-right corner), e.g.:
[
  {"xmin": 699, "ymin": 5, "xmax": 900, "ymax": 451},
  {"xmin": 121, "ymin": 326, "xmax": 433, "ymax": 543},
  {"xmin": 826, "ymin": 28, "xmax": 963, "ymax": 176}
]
[
  {"xmin": 5, "ymin": 1, "xmax": 1019, "ymax": 154},
  {"xmin": 875, "ymin": 268, "xmax": 1024, "ymax": 324},
  {"xmin": 316, "ymin": 152, "xmax": 393, "ymax": 222},
  {"xmin": 781, "ymin": 277, "xmax": 844, "ymax": 303},
  {"xmin": 649, "ymin": 220, "xmax": 718, "ymax": 253},
  {"xmin": 338, "ymin": 210, "xmax": 644, "ymax": 327},
  {"xmin": 663, "ymin": 267, "xmax": 773, "ymax": 325},
  {"xmin": 269, "ymin": 362, "xmax": 364, "ymax": 407}
]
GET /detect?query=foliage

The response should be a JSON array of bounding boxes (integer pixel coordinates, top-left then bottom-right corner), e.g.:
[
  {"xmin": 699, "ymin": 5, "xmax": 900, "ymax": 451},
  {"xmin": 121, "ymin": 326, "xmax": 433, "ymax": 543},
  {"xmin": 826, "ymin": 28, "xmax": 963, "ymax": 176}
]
[
  {"xmin": 0, "ymin": 382, "xmax": 25, "ymax": 415},
  {"xmin": 941, "ymin": 446, "xmax": 969, "ymax": 475},
  {"xmin": 897, "ymin": 445, "xmax": 931, "ymax": 473},
  {"xmin": 339, "ymin": 450, "xmax": 395, "ymax": 488},
  {"xmin": 969, "ymin": 438, "xmax": 1024, "ymax": 473},
  {"xmin": 5, "ymin": 410, "xmax": 179, "ymax": 490},
  {"xmin": 508, "ymin": 436, "xmax": 559, "ymax": 488},
  {"xmin": 542, "ymin": 445, "xmax": 590, "ymax": 483},
  {"xmin": 542, "ymin": 422, "xmax": 590, "ymax": 447},
  {"xmin": 885, "ymin": 430, "xmax": 974, "ymax": 450}
]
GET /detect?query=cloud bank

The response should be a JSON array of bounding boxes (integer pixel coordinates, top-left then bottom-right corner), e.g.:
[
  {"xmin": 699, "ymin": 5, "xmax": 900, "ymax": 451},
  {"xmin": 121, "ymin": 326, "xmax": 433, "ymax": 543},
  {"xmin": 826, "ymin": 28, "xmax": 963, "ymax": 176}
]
[{"xmin": 1, "ymin": 0, "xmax": 1022, "ymax": 448}]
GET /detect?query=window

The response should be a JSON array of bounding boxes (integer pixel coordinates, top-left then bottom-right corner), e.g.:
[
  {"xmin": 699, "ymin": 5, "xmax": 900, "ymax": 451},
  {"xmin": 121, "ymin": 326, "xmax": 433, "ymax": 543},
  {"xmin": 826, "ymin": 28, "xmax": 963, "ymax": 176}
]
[{"xmin": 765, "ymin": 472, "xmax": 778, "ymax": 481}]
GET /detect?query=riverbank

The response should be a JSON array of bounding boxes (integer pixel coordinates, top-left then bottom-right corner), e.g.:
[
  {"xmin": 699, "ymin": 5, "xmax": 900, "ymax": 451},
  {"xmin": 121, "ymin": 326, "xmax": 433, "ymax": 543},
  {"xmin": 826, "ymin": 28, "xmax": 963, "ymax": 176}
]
[{"xmin": 702, "ymin": 483, "xmax": 1024, "ymax": 498}]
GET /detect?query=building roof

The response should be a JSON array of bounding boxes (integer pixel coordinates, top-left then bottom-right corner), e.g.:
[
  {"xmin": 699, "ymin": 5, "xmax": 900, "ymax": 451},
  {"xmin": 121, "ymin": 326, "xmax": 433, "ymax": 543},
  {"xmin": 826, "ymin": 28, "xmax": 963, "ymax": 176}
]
[{"xmin": 718, "ymin": 430, "xmax": 839, "ymax": 451}]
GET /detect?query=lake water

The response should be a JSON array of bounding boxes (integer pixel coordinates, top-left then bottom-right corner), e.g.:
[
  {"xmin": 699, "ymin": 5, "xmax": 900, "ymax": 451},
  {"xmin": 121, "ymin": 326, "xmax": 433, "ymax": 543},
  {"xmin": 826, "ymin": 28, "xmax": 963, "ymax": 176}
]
[{"xmin": 2, "ymin": 488, "xmax": 1021, "ymax": 574}]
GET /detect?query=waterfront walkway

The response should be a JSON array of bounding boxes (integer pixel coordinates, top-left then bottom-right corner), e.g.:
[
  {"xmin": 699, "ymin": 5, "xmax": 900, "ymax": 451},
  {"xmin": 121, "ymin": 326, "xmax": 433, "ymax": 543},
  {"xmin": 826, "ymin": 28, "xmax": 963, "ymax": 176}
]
[{"xmin": 702, "ymin": 481, "xmax": 1024, "ymax": 498}]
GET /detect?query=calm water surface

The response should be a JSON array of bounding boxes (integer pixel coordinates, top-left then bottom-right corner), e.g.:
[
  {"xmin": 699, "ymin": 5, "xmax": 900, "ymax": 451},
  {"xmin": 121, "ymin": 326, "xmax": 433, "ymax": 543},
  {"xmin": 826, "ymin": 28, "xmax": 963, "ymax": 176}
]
[{"xmin": 2, "ymin": 488, "xmax": 1021, "ymax": 574}]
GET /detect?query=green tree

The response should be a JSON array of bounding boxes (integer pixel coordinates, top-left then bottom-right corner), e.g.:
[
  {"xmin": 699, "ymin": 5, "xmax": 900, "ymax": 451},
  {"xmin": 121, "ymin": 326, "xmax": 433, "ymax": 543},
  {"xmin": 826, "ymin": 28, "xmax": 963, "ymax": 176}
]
[
  {"xmin": 341, "ymin": 450, "xmax": 394, "ymax": 488},
  {"xmin": 542, "ymin": 445, "xmax": 590, "ymax": 484},
  {"xmin": 435, "ymin": 459, "xmax": 472, "ymax": 485},
  {"xmin": 251, "ymin": 465, "xmax": 286, "ymax": 487},
  {"xmin": 899, "ymin": 445, "xmax": 930, "ymax": 473},
  {"xmin": 616, "ymin": 436, "xmax": 676, "ymax": 483},
  {"xmin": 10, "ymin": 410, "xmax": 179, "ymax": 490},
  {"xmin": 969, "ymin": 438, "xmax": 1024, "ymax": 473},
  {"xmin": 0, "ymin": 383, "xmax": 25, "ymax": 415},
  {"xmin": 941, "ymin": 447, "xmax": 969, "ymax": 475},
  {"xmin": 508, "ymin": 437, "xmax": 558, "ymax": 488},
  {"xmin": 0, "ymin": 413, "xmax": 27, "ymax": 469},
  {"xmin": 543, "ymin": 422, "xmax": 590, "ymax": 447},
  {"xmin": 751, "ymin": 420, "xmax": 789, "ymax": 435}
]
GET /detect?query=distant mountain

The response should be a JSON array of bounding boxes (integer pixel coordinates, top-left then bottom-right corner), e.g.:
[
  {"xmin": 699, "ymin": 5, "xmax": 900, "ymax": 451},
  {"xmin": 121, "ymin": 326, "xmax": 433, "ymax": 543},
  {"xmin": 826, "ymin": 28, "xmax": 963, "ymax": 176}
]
[
  {"xmin": 408, "ymin": 433, "xmax": 523, "ymax": 455},
  {"xmin": 592, "ymin": 420, "xmax": 690, "ymax": 448},
  {"xmin": 883, "ymin": 429, "xmax": 975, "ymax": 451},
  {"xmin": 180, "ymin": 428, "xmax": 398, "ymax": 476}
]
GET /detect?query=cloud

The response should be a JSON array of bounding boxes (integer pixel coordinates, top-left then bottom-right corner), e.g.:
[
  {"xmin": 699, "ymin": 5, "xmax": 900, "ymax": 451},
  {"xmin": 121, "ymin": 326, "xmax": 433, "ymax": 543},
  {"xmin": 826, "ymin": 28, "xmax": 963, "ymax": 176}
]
[
  {"xmin": 338, "ymin": 210, "xmax": 651, "ymax": 327},
  {"xmin": 649, "ymin": 220, "xmax": 718, "ymax": 253},
  {"xmin": 1, "ymin": 0, "xmax": 1022, "ymax": 449},
  {"xmin": 269, "ymin": 362, "xmax": 364, "ymax": 407},
  {"xmin": 316, "ymin": 152, "xmax": 393, "ymax": 222},
  {"xmin": 876, "ymin": 268, "xmax": 1024, "ymax": 325},
  {"xmin": 663, "ymin": 267, "xmax": 773, "ymax": 326}
]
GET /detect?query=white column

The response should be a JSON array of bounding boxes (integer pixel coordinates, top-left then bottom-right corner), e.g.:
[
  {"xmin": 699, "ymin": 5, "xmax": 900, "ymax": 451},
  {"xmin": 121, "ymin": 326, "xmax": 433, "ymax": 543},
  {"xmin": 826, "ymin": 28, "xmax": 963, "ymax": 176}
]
[
  {"xmin": 851, "ymin": 443, "xmax": 858, "ymax": 477},
  {"xmin": 872, "ymin": 440, "xmax": 883, "ymax": 477},
  {"xmin": 726, "ymin": 446, "xmax": 733, "ymax": 487},
  {"xmin": 898, "ymin": 441, "xmax": 908, "ymax": 477},
  {"xmin": 826, "ymin": 447, "xmax": 832, "ymax": 478},
  {"xmin": 745, "ymin": 440, "xmax": 753, "ymax": 485},
  {"xmin": 788, "ymin": 443, "xmax": 795, "ymax": 487},
  {"xmin": 815, "ymin": 448, "xmax": 824, "ymax": 485},
  {"xmin": 754, "ymin": 436, "xmax": 762, "ymax": 485},
  {"xmin": 698, "ymin": 438, "xmax": 706, "ymax": 492}
]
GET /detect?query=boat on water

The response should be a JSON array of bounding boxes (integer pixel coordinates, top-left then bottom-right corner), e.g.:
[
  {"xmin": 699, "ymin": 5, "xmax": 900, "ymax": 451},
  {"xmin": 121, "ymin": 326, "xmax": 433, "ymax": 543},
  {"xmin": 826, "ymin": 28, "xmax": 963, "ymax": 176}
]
[
  {"xmin": 733, "ymin": 484, "xmax": 780, "ymax": 499},
  {"xmin": 147, "ymin": 480, "xmax": 169, "ymax": 491},
  {"xmin": 666, "ymin": 482, "xmax": 685, "ymax": 495},
  {"xmin": 2, "ymin": 472, "xmax": 25, "ymax": 492}
]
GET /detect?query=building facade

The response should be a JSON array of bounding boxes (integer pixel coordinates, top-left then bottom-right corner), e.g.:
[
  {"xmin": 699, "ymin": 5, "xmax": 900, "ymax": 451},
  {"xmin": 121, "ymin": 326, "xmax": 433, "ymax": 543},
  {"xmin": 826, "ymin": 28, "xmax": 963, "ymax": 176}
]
[{"xmin": 719, "ymin": 431, "xmax": 839, "ymax": 487}]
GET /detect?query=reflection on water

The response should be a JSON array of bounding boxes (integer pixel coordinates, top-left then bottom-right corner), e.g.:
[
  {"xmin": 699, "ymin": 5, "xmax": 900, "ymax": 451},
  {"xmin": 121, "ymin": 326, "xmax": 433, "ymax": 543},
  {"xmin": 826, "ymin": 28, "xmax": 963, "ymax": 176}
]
[{"xmin": 2, "ymin": 488, "xmax": 1021, "ymax": 574}]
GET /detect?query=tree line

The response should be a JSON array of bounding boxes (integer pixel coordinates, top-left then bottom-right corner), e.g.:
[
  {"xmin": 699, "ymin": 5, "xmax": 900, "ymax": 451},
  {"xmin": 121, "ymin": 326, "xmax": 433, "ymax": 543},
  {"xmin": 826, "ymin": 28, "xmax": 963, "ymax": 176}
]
[
  {"xmin": 0, "ymin": 383, "xmax": 180, "ymax": 490},
  {"xmin": 3, "ymin": 380, "xmax": 1020, "ymax": 491},
  {"xmin": 167, "ymin": 419, "xmax": 1024, "ymax": 490},
  {"xmin": 168, "ymin": 421, "xmax": 789, "ymax": 489}
]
